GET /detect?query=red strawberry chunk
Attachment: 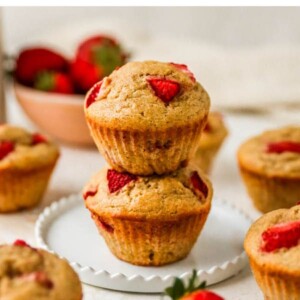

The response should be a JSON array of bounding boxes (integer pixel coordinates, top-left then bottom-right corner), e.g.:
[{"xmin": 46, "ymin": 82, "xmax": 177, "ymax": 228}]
[
  {"xmin": 169, "ymin": 62, "xmax": 196, "ymax": 82},
  {"xmin": 181, "ymin": 290, "xmax": 224, "ymax": 300},
  {"xmin": 0, "ymin": 141, "xmax": 15, "ymax": 160},
  {"xmin": 92, "ymin": 213, "xmax": 114, "ymax": 233},
  {"xmin": 22, "ymin": 272, "xmax": 53, "ymax": 289},
  {"xmin": 83, "ymin": 186, "xmax": 98, "ymax": 200},
  {"xmin": 147, "ymin": 78, "xmax": 180, "ymax": 103},
  {"xmin": 32, "ymin": 133, "xmax": 47, "ymax": 145},
  {"xmin": 204, "ymin": 122, "xmax": 212, "ymax": 133},
  {"xmin": 267, "ymin": 141, "xmax": 300, "ymax": 154},
  {"xmin": 13, "ymin": 239, "xmax": 30, "ymax": 247},
  {"xmin": 261, "ymin": 220, "xmax": 300, "ymax": 252},
  {"xmin": 107, "ymin": 169, "xmax": 137, "ymax": 193},
  {"xmin": 16, "ymin": 48, "xmax": 69, "ymax": 86},
  {"xmin": 71, "ymin": 58, "xmax": 102, "ymax": 93},
  {"xmin": 85, "ymin": 81, "xmax": 103, "ymax": 108},
  {"xmin": 190, "ymin": 171, "xmax": 208, "ymax": 199}
]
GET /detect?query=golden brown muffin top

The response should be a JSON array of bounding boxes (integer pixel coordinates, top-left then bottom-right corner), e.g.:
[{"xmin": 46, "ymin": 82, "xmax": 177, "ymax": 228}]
[
  {"xmin": 198, "ymin": 112, "xmax": 228, "ymax": 148},
  {"xmin": 0, "ymin": 125, "xmax": 59, "ymax": 171},
  {"xmin": 244, "ymin": 205, "xmax": 300, "ymax": 275},
  {"xmin": 237, "ymin": 126, "xmax": 300, "ymax": 178},
  {"xmin": 83, "ymin": 164, "xmax": 213, "ymax": 221},
  {"xmin": 0, "ymin": 241, "xmax": 82, "ymax": 300},
  {"xmin": 84, "ymin": 61, "xmax": 210, "ymax": 130}
]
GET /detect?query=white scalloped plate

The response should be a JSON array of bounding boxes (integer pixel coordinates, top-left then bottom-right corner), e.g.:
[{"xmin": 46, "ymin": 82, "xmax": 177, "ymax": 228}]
[{"xmin": 35, "ymin": 194, "xmax": 251, "ymax": 293}]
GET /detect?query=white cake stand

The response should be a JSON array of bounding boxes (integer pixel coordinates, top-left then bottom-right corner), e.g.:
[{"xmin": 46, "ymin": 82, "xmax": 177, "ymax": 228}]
[{"xmin": 35, "ymin": 194, "xmax": 252, "ymax": 293}]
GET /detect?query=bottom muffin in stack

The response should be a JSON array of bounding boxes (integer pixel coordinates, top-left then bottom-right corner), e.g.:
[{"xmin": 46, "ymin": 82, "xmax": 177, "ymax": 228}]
[{"xmin": 83, "ymin": 165, "xmax": 213, "ymax": 266}]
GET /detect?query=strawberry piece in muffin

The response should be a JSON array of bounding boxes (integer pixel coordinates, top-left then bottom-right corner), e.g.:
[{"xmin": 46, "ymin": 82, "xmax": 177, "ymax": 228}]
[
  {"xmin": 0, "ymin": 141, "xmax": 14, "ymax": 160},
  {"xmin": 147, "ymin": 78, "xmax": 180, "ymax": 103},
  {"xmin": 261, "ymin": 220, "xmax": 300, "ymax": 252},
  {"xmin": 107, "ymin": 169, "xmax": 137, "ymax": 193},
  {"xmin": 85, "ymin": 81, "xmax": 103, "ymax": 108},
  {"xmin": 169, "ymin": 62, "xmax": 196, "ymax": 82},
  {"xmin": 267, "ymin": 141, "xmax": 300, "ymax": 154}
]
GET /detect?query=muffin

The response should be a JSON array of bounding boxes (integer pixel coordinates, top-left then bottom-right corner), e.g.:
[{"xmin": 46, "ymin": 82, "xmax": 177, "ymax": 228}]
[
  {"xmin": 84, "ymin": 61, "xmax": 210, "ymax": 175},
  {"xmin": 83, "ymin": 164, "xmax": 213, "ymax": 266},
  {"xmin": 0, "ymin": 240, "xmax": 82, "ymax": 300},
  {"xmin": 244, "ymin": 205, "xmax": 300, "ymax": 300},
  {"xmin": 193, "ymin": 112, "xmax": 228, "ymax": 173},
  {"xmin": 0, "ymin": 124, "xmax": 59, "ymax": 212},
  {"xmin": 237, "ymin": 126, "xmax": 300, "ymax": 213}
]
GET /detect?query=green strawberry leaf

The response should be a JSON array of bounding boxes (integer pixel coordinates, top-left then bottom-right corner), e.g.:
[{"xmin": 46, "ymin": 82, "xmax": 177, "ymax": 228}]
[
  {"xmin": 196, "ymin": 281, "xmax": 207, "ymax": 290},
  {"xmin": 92, "ymin": 44, "xmax": 122, "ymax": 76},
  {"xmin": 164, "ymin": 270, "xmax": 207, "ymax": 299},
  {"xmin": 165, "ymin": 278, "xmax": 185, "ymax": 300},
  {"xmin": 187, "ymin": 270, "xmax": 197, "ymax": 292}
]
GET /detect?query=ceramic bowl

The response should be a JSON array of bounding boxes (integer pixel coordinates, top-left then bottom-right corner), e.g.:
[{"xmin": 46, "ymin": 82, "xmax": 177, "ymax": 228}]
[{"xmin": 14, "ymin": 82, "xmax": 94, "ymax": 146}]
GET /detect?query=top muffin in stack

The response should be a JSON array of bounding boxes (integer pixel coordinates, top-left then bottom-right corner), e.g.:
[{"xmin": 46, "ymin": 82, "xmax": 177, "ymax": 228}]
[{"xmin": 84, "ymin": 61, "xmax": 210, "ymax": 175}]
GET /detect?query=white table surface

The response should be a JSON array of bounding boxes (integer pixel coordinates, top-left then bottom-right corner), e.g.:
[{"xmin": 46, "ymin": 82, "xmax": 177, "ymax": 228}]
[{"xmin": 1, "ymin": 84, "xmax": 299, "ymax": 300}]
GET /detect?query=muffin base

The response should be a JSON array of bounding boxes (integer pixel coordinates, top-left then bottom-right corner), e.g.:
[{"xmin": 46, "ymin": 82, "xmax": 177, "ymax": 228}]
[
  {"xmin": 90, "ymin": 205, "xmax": 211, "ymax": 266},
  {"xmin": 249, "ymin": 258, "xmax": 300, "ymax": 300},
  {"xmin": 239, "ymin": 167, "xmax": 300, "ymax": 213},
  {"xmin": 0, "ymin": 164, "xmax": 57, "ymax": 213},
  {"xmin": 87, "ymin": 117, "xmax": 207, "ymax": 175}
]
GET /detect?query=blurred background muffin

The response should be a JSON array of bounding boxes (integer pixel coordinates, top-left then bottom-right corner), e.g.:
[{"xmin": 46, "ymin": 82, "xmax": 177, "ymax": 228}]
[
  {"xmin": 0, "ymin": 240, "xmax": 82, "ymax": 300},
  {"xmin": 193, "ymin": 112, "xmax": 228, "ymax": 173},
  {"xmin": 237, "ymin": 126, "xmax": 300, "ymax": 213},
  {"xmin": 0, "ymin": 124, "xmax": 59, "ymax": 213}
]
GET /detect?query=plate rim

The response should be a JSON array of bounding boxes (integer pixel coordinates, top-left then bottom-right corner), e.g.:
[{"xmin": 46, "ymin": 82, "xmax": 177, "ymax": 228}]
[{"xmin": 35, "ymin": 193, "xmax": 252, "ymax": 283}]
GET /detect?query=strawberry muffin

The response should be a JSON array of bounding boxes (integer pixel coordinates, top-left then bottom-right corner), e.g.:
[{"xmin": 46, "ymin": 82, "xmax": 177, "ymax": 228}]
[
  {"xmin": 83, "ymin": 164, "xmax": 213, "ymax": 266},
  {"xmin": 193, "ymin": 112, "xmax": 228, "ymax": 173},
  {"xmin": 237, "ymin": 126, "xmax": 300, "ymax": 213},
  {"xmin": 84, "ymin": 61, "xmax": 210, "ymax": 175},
  {"xmin": 244, "ymin": 205, "xmax": 300, "ymax": 300},
  {"xmin": 0, "ymin": 124, "xmax": 59, "ymax": 212},
  {"xmin": 0, "ymin": 240, "xmax": 82, "ymax": 300}
]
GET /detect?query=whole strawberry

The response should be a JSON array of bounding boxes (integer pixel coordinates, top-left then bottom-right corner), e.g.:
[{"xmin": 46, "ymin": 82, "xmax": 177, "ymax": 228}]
[
  {"xmin": 70, "ymin": 58, "xmax": 101, "ymax": 94},
  {"xmin": 34, "ymin": 71, "xmax": 74, "ymax": 94},
  {"xmin": 165, "ymin": 270, "xmax": 224, "ymax": 300},
  {"xmin": 15, "ymin": 47, "xmax": 69, "ymax": 86},
  {"xmin": 71, "ymin": 35, "xmax": 127, "ymax": 93}
]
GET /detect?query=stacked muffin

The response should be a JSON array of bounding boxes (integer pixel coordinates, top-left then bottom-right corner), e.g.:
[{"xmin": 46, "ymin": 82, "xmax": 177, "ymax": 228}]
[{"xmin": 83, "ymin": 61, "xmax": 213, "ymax": 266}]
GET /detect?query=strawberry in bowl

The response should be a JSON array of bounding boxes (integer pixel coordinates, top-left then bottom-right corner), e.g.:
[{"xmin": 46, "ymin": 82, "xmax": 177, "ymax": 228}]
[
  {"xmin": 71, "ymin": 35, "xmax": 127, "ymax": 93},
  {"xmin": 13, "ymin": 34, "xmax": 128, "ymax": 146}
]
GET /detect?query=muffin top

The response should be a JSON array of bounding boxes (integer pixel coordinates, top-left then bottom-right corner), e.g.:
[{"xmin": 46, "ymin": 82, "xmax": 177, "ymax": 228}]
[
  {"xmin": 0, "ymin": 240, "xmax": 82, "ymax": 300},
  {"xmin": 0, "ymin": 125, "xmax": 59, "ymax": 171},
  {"xmin": 237, "ymin": 126, "xmax": 300, "ymax": 178},
  {"xmin": 244, "ymin": 205, "xmax": 300, "ymax": 275},
  {"xmin": 83, "ymin": 164, "xmax": 213, "ymax": 221},
  {"xmin": 84, "ymin": 61, "xmax": 210, "ymax": 130},
  {"xmin": 198, "ymin": 112, "xmax": 228, "ymax": 148}
]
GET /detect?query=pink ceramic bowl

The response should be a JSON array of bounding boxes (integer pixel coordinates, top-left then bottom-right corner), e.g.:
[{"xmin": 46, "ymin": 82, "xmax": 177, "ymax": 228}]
[{"xmin": 14, "ymin": 82, "xmax": 94, "ymax": 146}]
